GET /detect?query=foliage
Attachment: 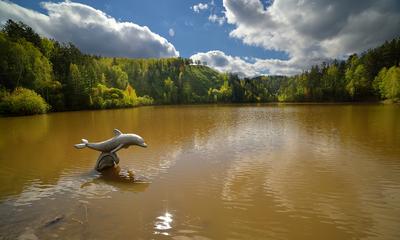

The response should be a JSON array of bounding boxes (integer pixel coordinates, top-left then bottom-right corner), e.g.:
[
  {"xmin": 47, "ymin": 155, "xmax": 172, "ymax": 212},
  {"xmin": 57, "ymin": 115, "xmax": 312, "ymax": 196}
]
[
  {"xmin": 91, "ymin": 84, "xmax": 153, "ymax": 109},
  {"xmin": 373, "ymin": 66, "xmax": 400, "ymax": 101},
  {"xmin": 208, "ymin": 74, "xmax": 232, "ymax": 102},
  {"xmin": 0, "ymin": 87, "xmax": 49, "ymax": 115},
  {"xmin": 0, "ymin": 19, "xmax": 399, "ymax": 116},
  {"xmin": 345, "ymin": 56, "xmax": 369, "ymax": 99}
]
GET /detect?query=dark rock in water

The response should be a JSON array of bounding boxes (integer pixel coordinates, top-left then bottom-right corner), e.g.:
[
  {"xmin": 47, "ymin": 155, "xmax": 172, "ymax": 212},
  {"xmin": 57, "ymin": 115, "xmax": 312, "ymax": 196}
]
[
  {"xmin": 43, "ymin": 215, "xmax": 64, "ymax": 228},
  {"xmin": 95, "ymin": 152, "xmax": 119, "ymax": 171}
]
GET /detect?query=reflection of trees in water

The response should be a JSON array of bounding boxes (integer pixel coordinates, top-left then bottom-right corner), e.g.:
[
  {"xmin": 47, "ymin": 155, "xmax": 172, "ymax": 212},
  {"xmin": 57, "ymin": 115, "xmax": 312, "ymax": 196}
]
[{"xmin": 0, "ymin": 114, "xmax": 50, "ymax": 147}]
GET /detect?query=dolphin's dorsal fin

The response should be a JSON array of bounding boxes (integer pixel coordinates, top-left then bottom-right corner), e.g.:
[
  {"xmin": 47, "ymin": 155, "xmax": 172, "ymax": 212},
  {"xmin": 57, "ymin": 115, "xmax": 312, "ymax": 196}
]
[{"xmin": 113, "ymin": 129, "xmax": 122, "ymax": 136}]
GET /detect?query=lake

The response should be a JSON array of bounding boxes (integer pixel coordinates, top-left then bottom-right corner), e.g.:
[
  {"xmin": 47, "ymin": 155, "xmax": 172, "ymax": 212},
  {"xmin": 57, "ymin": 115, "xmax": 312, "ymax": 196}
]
[{"xmin": 0, "ymin": 104, "xmax": 399, "ymax": 239}]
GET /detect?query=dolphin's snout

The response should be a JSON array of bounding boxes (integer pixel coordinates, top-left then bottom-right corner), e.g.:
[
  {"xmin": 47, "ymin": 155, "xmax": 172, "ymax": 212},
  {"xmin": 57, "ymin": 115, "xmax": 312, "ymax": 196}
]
[{"xmin": 140, "ymin": 142, "xmax": 148, "ymax": 148}]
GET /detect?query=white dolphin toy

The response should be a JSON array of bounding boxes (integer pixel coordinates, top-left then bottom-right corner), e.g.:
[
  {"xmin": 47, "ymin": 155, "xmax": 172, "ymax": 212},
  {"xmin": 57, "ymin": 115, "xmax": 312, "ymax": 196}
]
[
  {"xmin": 74, "ymin": 129, "xmax": 147, "ymax": 171},
  {"xmin": 74, "ymin": 129, "xmax": 147, "ymax": 153}
]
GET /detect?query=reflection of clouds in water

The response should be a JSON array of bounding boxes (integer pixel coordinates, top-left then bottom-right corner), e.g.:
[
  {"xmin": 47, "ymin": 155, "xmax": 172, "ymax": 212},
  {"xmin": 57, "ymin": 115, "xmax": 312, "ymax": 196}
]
[
  {"xmin": 218, "ymin": 108, "xmax": 341, "ymax": 209},
  {"xmin": 192, "ymin": 109, "xmax": 288, "ymax": 156},
  {"xmin": 221, "ymin": 154, "xmax": 267, "ymax": 209},
  {"xmin": 141, "ymin": 147, "xmax": 183, "ymax": 179},
  {"xmin": 186, "ymin": 108, "xmax": 290, "ymax": 207}
]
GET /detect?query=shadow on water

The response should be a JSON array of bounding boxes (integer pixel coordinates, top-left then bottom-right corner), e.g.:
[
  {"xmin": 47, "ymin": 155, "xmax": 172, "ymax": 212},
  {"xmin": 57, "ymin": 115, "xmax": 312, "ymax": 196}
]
[{"xmin": 81, "ymin": 166, "xmax": 151, "ymax": 193}]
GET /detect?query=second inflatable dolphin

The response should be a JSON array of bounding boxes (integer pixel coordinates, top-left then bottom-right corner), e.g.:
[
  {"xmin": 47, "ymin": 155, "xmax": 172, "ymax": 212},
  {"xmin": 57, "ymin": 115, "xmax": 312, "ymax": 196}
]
[{"xmin": 74, "ymin": 129, "xmax": 147, "ymax": 153}]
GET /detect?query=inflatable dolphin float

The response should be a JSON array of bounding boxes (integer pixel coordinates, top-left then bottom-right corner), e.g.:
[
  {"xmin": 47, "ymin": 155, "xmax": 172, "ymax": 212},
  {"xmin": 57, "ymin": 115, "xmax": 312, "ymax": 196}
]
[{"xmin": 74, "ymin": 129, "xmax": 147, "ymax": 153}]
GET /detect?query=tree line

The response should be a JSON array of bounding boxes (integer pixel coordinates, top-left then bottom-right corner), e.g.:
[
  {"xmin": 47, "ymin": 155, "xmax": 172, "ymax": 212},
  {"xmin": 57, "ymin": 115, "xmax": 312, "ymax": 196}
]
[{"xmin": 0, "ymin": 20, "xmax": 399, "ymax": 115}]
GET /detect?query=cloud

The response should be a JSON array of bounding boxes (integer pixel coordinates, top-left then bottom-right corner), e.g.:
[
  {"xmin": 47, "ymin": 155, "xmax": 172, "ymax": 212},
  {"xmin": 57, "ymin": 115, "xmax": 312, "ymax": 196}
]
[
  {"xmin": 168, "ymin": 28, "xmax": 175, "ymax": 37},
  {"xmin": 192, "ymin": 3, "xmax": 209, "ymax": 13},
  {"xmin": 193, "ymin": 1, "xmax": 226, "ymax": 25},
  {"xmin": 0, "ymin": 0, "xmax": 179, "ymax": 58},
  {"xmin": 191, "ymin": 50, "xmax": 329, "ymax": 77},
  {"xmin": 208, "ymin": 14, "xmax": 226, "ymax": 25},
  {"xmin": 191, "ymin": 51, "xmax": 253, "ymax": 78},
  {"xmin": 191, "ymin": 50, "xmax": 276, "ymax": 77},
  {"xmin": 222, "ymin": 0, "xmax": 400, "ymax": 74}
]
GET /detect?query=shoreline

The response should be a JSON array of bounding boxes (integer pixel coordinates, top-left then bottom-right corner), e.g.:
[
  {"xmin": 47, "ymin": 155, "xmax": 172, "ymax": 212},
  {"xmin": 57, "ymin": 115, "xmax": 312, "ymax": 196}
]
[{"xmin": 1, "ymin": 101, "xmax": 398, "ymax": 118}]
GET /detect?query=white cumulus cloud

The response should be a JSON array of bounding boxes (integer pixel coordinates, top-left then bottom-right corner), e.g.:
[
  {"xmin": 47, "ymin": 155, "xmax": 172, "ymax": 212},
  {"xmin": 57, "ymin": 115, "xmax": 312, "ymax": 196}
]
[
  {"xmin": 191, "ymin": 49, "xmax": 345, "ymax": 77},
  {"xmin": 191, "ymin": 50, "xmax": 300, "ymax": 78},
  {"xmin": 192, "ymin": 3, "xmax": 209, "ymax": 13},
  {"xmin": 191, "ymin": 50, "xmax": 255, "ymax": 78},
  {"xmin": 0, "ymin": 0, "xmax": 179, "ymax": 58},
  {"xmin": 222, "ymin": 0, "xmax": 400, "ymax": 74},
  {"xmin": 208, "ymin": 14, "xmax": 226, "ymax": 25}
]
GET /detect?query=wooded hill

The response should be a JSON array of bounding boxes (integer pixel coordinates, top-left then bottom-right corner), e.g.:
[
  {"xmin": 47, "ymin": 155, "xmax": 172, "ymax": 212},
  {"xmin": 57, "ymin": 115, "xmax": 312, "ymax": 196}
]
[{"xmin": 0, "ymin": 20, "xmax": 399, "ymax": 115}]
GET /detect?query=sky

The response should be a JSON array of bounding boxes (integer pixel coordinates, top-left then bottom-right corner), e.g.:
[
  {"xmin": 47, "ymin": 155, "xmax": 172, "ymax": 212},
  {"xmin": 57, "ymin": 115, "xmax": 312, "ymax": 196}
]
[{"xmin": 0, "ymin": 0, "xmax": 399, "ymax": 77}]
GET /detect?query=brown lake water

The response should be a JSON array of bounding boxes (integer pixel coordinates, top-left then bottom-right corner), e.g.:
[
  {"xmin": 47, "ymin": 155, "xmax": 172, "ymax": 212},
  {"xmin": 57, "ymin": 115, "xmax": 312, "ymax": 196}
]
[{"xmin": 0, "ymin": 104, "xmax": 399, "ymax": 239}]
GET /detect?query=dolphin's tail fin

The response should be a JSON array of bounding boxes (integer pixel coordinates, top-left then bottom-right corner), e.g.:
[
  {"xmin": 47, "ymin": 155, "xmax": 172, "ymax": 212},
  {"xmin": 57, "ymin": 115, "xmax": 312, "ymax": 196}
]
[{"xmin": 74, "ymin": 139, "xmax": 88, "ymax": 149}]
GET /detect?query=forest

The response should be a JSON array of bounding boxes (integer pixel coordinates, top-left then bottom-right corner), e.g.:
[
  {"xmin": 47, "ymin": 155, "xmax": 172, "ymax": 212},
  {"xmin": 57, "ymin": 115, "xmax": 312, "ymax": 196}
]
[{"xmin": 0, "ymin": 20, "xmax": 399, "ymax": 115}]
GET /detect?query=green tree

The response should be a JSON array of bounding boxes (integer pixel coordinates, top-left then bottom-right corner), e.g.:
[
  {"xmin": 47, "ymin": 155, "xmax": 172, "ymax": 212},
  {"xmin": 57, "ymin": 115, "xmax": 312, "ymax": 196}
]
[
  {"xmin": 345, "ymin": 56, "xmax": 369, "ymax": 99},
  {"xmin": 108, "ymin": 66, "xmax": 128, "ymax": 89},
  {"xmin": 373, "ymin": 67, "xmax": 387, "ymax": 94},
  {"xmin": 2, "ymin": 19, "xmax": 43, "ymax": 51},
  {"xmin": 374, "ymin": 66, "xmax": 400, "ymax": 100},
  {"xmin": 322, "ymin": 64, "xmax": 338, "ymax": 99},
  {"xmin": 0, "ymin": 87, "xmax": 49, "ymax": 115},
  {"xmin": 163, "ymin": 77, "xmax": 177, "ymax": 103},
  {"xmin": 67, "ymin": 63, "xmax": 90, "ymax": 108},
  {"xmin": 229, "ymin": 74, "xmax": 244, "ymax": 102},
  {"xmin": 40, "ymin": 38, "xmax": 55, "ymax": 59}
]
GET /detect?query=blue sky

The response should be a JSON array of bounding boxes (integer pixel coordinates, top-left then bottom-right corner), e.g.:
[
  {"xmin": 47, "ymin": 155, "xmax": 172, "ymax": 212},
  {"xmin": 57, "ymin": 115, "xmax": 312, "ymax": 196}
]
[
  {"xmin": 9, "ymin": 0, "xmax": 287, "ymax": 60},
  {"xmin": 1, "ymin": 0, "xmax": 399, "ymax": 76}
]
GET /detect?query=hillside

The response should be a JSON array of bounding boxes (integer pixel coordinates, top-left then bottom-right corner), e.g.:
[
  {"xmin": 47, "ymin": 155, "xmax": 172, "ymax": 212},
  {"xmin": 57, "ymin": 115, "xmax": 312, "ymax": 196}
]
[{"xmin": 0, "ymin": 20, "xmax": 399, "ymax": 115}]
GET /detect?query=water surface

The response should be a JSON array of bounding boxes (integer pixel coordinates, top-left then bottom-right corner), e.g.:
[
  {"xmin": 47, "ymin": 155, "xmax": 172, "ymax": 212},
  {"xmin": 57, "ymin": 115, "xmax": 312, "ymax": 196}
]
[{"xmin": 0, "ymin": 104, "xmax": 399, "ymax": 239}]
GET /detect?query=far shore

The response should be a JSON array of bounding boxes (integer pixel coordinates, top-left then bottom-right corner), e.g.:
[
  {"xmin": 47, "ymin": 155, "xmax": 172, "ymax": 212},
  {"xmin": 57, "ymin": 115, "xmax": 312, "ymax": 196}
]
[{"xmin": 2, "ymin": 100, "xmax": 398, "ymax": 118}]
